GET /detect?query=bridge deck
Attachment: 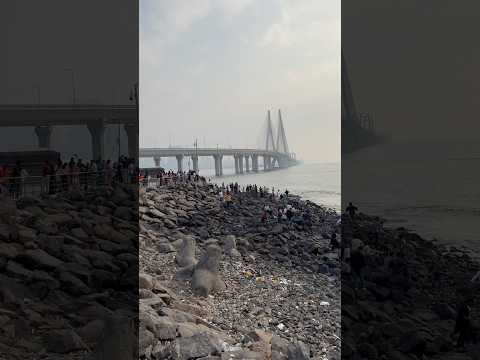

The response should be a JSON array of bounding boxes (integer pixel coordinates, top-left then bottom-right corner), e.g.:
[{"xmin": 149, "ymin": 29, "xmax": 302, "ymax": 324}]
[
  {"xmin": 139, "ymin": 148, "xmax": 289, "ymax": 158},
  {"xmin": 0, "ymin": 104, "xmax": 137, "ymax": 126}
]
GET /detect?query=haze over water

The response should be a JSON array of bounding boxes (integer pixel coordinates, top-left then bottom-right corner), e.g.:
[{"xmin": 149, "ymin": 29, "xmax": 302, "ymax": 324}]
[{"xmin": 343, "ymin": 140, "xmax": 480, "ymax": 257}]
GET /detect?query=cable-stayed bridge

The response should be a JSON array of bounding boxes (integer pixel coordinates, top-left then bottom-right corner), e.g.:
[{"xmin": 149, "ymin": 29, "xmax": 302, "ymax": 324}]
[{"xmin": 140, "ymin": 109, "xmax": 299, "ymax": 176}]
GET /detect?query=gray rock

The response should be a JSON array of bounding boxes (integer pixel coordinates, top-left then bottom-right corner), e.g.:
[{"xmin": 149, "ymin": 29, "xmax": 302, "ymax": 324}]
[
  {"xmin": 6, "ymin": 260, "xmax": 33, "ymax": 280},
  {"xmin": 192, "ymin": 245, "xmax": 225, "ymax": 297},
  {"xmin": 174, "ymin": 333, "xmax": 223, "ymax": 360},
  {"xmin": 45, "ymin": 329, "xmax": 84, "ymax": 354},
  {"xmin": 23, "ymin": 249, "xmax": 63, "ymax": 269},
  {"xmin": 71, "ymin": 227, "xmax": 89, "ymax": 239},
  {"xmin": 77, "ymin": 319, "xmax": 105, "ymax": 344},
  {"xmin": 221, "ymin": 350, "xmax": 266, "ymax": 359},
  {"xmin": 93, "ymin": 315, "xmax": 137, "ymax": 360},
  {"xmin": 224, "ymin": 235, "xmax": 241, "ymax": 258},
  {"xmin": 114, "ymin": 206, "xmax": 132, "ymax": 220},
  {"xmin": 176, "ymin": 236, "xmax": 197, "ymax": 268},
  {"xmin": 59, "ymin": 271, "xmax": 91, "ymax": 295},
  {"xmin": 157, "ymin": 242, "xmax": 176, "ymax": 253},
  {"xmin": 287, "ymin": 341, "xmax": 310, "ymax": 360}
]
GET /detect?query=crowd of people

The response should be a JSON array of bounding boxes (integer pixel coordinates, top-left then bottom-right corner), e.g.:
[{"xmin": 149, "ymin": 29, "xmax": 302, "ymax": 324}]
[
  {"xmin": 340, "ymin": 201, "xmax": 479, "ymax": 349},
  {"xmin": 0, "ymin": 155, "xmax": 138, "ymax": 199},
  {"xmin": 139, "ymin": 168, "xmax": 207, "ymax": 187},
  {"xmin": 212, "ymin": 181, "xmax": 315, "ymax": 228}
]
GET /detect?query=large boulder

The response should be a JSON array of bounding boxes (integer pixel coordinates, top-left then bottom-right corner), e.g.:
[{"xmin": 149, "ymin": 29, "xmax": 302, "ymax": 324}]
[
  {"xmin": 176, "ymin": 236, "xmax": 197, "ymax": 268},
  {"xmin": 191, "ymin": 245, "xmax": 225, "ymax": 297}
]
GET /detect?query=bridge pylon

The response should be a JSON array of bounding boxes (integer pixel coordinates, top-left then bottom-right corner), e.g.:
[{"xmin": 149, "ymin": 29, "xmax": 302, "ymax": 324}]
[
  {"xmin": 265, "ymin": 110, "xmax": 276, "ymax": 152},
  {"xmin": 275, "ymin": 109, "xmax": 289, "ymax": 154}
]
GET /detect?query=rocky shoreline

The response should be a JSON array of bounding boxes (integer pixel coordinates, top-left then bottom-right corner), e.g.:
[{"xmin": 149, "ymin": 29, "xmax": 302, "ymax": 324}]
[
  {"xmin": 342, "ymin": 213, "xmax": 480, "ymax": 360},
  {"xmin": 0, "ymin": 185, "xmax": 139, "ymax": 359},
  {"xmin": 139, "ymin": 182, "xmax": 341, "ymax": 359}
]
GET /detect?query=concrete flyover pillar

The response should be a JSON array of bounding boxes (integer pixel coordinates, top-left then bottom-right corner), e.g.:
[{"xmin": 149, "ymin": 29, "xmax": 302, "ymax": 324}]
[
  {"xmin": 124, "ymin": 123, "xmax": 139, "ymax": 162},
  {"xmin": 234, "ymin": 155, "xmax": 240, "ymax": 174},
  {"xmin": 176, "ymin": 155, "xmax": 184, "ymax": 173},
  {"xmin": 238, "ymin": 155, "xmax": 244, "ymax": 174},
  {"xmin": 214, "ymin": 154, "xmax": 223, "ymax": 177},
  {"xmin": 263, "ymin": 155, "xmax": 271, "ymax": 171},
  {"xmin": 34, "ymin": 125, "xmax": 52, "ymax": 149},
  {"xmin": 192, "ymin": 155, "xmax": 199, "ymax": 173},
  {"xmin": 87, "ymin": 120, "xmax": 106, "ymax": 161},
  {"xmin": 252, "ymin": 154, "xmax": 259, "ymax": 172},
  {"xmin": 244, "ymin": 155, "xmax": 250, "ymax": 172},
  {"xmin": 153, "ymin": 157, "xmax": 161, "ymax": 167},
  {"xmin": 271, "ymin": 157, "xmax": 277, "ymax": 169}
]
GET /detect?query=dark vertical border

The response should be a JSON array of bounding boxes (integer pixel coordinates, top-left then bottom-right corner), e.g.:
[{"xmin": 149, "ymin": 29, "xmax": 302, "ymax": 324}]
[
  {"xmin": 342, "ymin": 1, "xmax": 480, "ymax": 358},
  {"xmin": 1, "ymin": 1, "xmax": 138, "ymax": 358}
]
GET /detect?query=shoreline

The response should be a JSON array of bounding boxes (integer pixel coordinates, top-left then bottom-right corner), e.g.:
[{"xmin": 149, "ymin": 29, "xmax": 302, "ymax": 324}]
[{"xmin": 342, "ymin": 211, "xmax": 480, "ymax": 358}]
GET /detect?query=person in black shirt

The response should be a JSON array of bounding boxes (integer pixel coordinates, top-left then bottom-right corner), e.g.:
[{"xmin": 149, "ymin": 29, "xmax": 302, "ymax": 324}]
[
  {"xmin": 453, "ymin": 301, "xmax": 474, "ymax": 348},
  {"xmin": 346, "ymin": 202, "xmax": 358, "ymax": 218},
  {"xmin": 350, "ymin": 245, "xmax": 366, "ymax": 289},
  {"xmin": 330, "ymin": 232, "xmax": 339, "ymax": 250}
]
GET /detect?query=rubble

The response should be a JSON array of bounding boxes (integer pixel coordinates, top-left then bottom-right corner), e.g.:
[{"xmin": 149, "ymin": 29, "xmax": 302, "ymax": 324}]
[
  {"xmin": 139, "ymin": 182, "xmax": 341, "ymax": 359},
  {"xmin": 341, "ymin": 214, "xmax": 480, "ymax": 360},
  {"xmin": 0, "ymin": 185, "xmax": 138, "ymax": 359}
]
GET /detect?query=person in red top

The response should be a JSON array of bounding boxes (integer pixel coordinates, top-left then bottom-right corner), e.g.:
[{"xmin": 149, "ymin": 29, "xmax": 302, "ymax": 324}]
[{"xmin": 0, "ymin": 165, "xmax": 6, "ymax": 194}]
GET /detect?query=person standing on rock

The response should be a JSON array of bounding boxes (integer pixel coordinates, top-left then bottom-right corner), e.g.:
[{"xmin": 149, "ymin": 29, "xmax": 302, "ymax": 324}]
[
  {"xmin": 346, "ymin": 202, "xmax": 358, "ymax": 219},
  {"xmin": 286, "ymin": 205, "xmax": 294, "ymax": 224},
  {"xmin": 224, "ymin": 191, "xmax": 232, "ymax": 208},
  {"xmin": 350, "ymin": 245, "xmax": 366, "ymax": 289},
  {"xmin": 18, "ymin": 162, "xmax": 29, "ymax": 198},
  {"xmin": 330, "ymin": 231, "xmax": 339, "ymax": 250},
  {"xmin": 453, "ymin": 300, "xmax": 474, "ymax": 348}
]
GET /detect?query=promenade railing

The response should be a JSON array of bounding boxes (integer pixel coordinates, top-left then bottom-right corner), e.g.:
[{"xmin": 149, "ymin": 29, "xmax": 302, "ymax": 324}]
[
  {"xmin": 0, "ymin": 170, "xmax": 137, "ymax": 200},
  {"xmin": 0, "ymin": 171, "xmax": 201, "ymax": 200}
]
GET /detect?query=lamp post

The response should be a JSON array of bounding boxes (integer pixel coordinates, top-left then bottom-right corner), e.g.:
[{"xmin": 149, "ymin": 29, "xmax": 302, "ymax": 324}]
[
  {"xmin": 64, "ymin": 68, "xmax": 76, "ymax": 104},
  {"xmin": 129, "ymin": 82, "xmax": 139, "ymax": 163},
  {"xmin": 129, "ymin": 82, "xmax": 139, "ymax": 119}
]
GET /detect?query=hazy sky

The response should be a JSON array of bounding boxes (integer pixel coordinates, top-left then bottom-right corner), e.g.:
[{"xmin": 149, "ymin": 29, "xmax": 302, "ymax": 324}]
[
  {"xmin": 343, "ymin": 0, "xmax": 480, "ymax": 142},
  {"xmin": 0, "ymin": 1, "xmax": 137, "ymax": 158},
  {"xmin": 140, "ymin": 0, "xmax": 340, "ymax": 163}
]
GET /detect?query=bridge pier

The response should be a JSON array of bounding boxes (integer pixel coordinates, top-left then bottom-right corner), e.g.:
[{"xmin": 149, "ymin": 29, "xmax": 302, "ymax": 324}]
[
  {"xmin": 234, "ymin": 155, "xmax": 240, "ymax": 174},
  {"xmin": 263, "ymin": 155, "xmax": 271, "ymax": 171},
  {"xmin": 192, "ymin": 156, "xmax": 199, "ymax": 173},
  {"xmin": 278, "ymin": 156, "xmax": 287, "ymax": 168},
  {"xmin": 252, "ymin": 154, "xmax": 259, "ymax": 172},
  {"xmin": 271, "ymin": 157, "xmax": 277, "ymax": 169},
  {"xmin": 238, "ymin": 155, "xmax": 244, "ymax": 174},
  {"xmin": 87, "ymin": 120, "xmax": 106, "ymax": 161},
  {"xmin": 124, "ymin": 123, "xmax": 139, "ymax": 161},
  {"xmin": 176, "ymin": 155, "xmax": 184, "ymax": 173},
  {"xmin": 153, "ymin": 157, "xmax": 161, "ymax": 167},
  {"xmin": 214, "ymin": 154, "xmax": 223, "ymax": 176},
  {"xmin": 245, "ymin": 155, "xmax": 250, "ymax": 172},
  {"xmin": 35, "ymin": 125, "xmax": 52, "ymax": 149}
]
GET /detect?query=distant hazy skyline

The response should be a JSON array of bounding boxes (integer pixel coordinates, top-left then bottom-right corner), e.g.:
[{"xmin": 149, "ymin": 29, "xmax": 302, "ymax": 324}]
[{"xmin": 140, "ymin": 0, "xmax": 340, "ymax": 162}]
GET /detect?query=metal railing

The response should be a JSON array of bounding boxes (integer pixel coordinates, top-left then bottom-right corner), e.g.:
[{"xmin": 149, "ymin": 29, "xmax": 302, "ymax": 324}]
[
  {"xmin": 0, "ymin": 171, "xmax": 205, "ymax": 200},
  {"xmin": 0, "ymin": 170, "xmax": 137, "ymax": 200}
]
